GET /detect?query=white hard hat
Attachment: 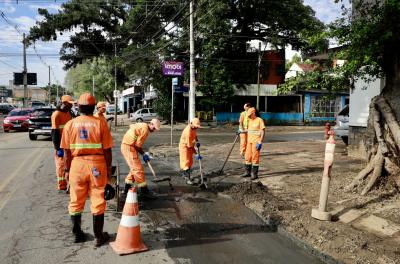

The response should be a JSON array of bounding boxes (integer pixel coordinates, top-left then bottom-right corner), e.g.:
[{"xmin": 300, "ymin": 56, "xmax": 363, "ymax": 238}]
[{"xmin": 150, "ymin": 118, "xmax": 161, "ymax": 130}]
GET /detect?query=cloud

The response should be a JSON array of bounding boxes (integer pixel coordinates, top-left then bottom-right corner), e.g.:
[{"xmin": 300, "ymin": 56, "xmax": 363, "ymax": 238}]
[
  {"xmin": 2, "ymin": 0, "xmax": 16, "ymax": 13},
  {"xmin": 304, "ymin": 0, "xmax": 350, "ymax": 24},
  {"xmin": 11, "ymin": 16, "xmax": 37, "ymax": 32}
]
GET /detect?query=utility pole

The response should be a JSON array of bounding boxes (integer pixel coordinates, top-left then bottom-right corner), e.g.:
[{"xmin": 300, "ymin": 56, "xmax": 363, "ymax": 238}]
[
  {"xmin": 22, "ymin": 33, "xmax": 27, "ymax": 107},
  {"xmin": 188, "ymin": 0, "xmax": 196, "ymax": 121},
  {"xmin": 92, "ymin": 76, "xmax": 95, "ymax": 96},
  {"xmin": 48, "ymin": 66, "xmax": 51, "ymax": 104},
  {"xmin": 114, "ymin": 42, "xmax": 118, "ymax": 127},
  {"xmin": 256, "ymin": 41, "xmax": 261, "ymax": 110}
]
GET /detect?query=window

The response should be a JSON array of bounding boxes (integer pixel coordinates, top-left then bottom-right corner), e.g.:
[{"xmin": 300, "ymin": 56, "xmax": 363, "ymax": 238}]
[
  {"xmin": 310, "ymin": 96, "xmax": 341, "ymax": 118},
  {"xmin": 142, "ymin": 109, "xmax": 149, "ymax": 114},
  {"xmin": 33, "ymin": 109, "xmax": 54, "ymax": 117},
  {"xmin": 149, "ymin": 108, "xmax": 155, "ymax": 113}
]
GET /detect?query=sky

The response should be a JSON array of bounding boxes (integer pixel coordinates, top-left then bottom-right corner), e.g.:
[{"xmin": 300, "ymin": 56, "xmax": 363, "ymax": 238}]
[{"xmin": 0, "ymin": 0, "xmax": 350, "ymax": 87}]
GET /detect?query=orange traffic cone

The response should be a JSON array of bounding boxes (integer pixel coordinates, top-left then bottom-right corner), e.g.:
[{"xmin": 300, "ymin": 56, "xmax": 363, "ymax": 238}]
[{"xmin": 110, "ymin": 187, "xmax": 148, "ymax": 255}]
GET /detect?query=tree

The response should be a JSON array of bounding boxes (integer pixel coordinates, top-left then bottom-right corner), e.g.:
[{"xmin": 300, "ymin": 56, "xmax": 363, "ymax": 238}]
[
  {"xmin": 330, "ymin": 0, "xmax": 400, "ymax": 195},
  {"xmin": 286, "ymin": 53, "xmax": 302, "ymax": 71}
]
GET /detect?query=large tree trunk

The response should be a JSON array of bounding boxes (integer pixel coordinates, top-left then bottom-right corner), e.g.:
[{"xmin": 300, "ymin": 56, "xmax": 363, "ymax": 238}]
[{"xmin": 347, "ymin": 50, "xmax": 400, "ymax": 195}]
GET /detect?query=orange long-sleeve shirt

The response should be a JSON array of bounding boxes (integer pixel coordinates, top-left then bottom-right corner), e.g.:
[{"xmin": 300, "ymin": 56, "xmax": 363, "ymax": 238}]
[
  {"xmin": 179, "ymin": 125, "xmax": 197, "ymax": 148},
  {"xmin": 122, "ymin": 123, "xmax": 150, "ymax": 148}
]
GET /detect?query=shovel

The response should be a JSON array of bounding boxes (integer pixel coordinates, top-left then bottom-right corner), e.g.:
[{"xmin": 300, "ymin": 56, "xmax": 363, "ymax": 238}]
[
  {"xmin": 219, "ymin": 133, "xmax": 239, "ymax": 175},
  {"xmin": 147, "ymin": 160, "xmax": 174, "ymax": 191},
  {"xmin": 196, "ymin": 146, "xmax": 208, "ymax": 190}
]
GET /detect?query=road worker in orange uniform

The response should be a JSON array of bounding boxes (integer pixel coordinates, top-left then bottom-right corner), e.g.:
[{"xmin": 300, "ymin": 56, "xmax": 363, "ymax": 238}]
[
  {"xmin": 179, "ymin": 118, "xmax": 201, "ymax": 185},
  {"xmin": 243, "ymin": 107, "xmax": 265, "ymax": 180},
  {"xmin": 61, "ymin": 93, "xmax": 113, "ymax": 247},
  {"xmin": 94, "ymin": 101, "xmax": 107, "ymax": 122},
  {"xmin": 238, "ymin": 103, "xmax": 251, "ymax": 158},
  {"xmin": 121, "ymin": 118, "xmax": 161, "ymax": 199},
  {"xmin": 51, "ymin": 95, "xmax": 74, "ymax": 191}
]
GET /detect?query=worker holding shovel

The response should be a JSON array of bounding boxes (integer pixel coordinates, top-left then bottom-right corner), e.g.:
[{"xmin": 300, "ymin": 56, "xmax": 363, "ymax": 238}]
[
  {"xmin": 121, "ymin": 119, "xmax": 161, "ymax": 200},
  {"xmin": 179, "ymin": 118, "xmax": 201, "ymax": 185}
]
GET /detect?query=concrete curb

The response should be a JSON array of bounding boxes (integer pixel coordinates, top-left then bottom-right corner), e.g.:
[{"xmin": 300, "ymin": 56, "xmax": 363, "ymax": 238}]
[{"xmin": 217, "ymin": 192, "xmax": 342, "ymax": 264}]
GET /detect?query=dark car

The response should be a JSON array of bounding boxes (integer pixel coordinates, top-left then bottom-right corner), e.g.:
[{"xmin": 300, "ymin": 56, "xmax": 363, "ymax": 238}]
[
  {"xmin": 28, "ymin": 107, "xmax": 56, "ymax": 140},
  {"xmin": 2, "ymin": 108, "xmax": 32, "ymax": 132},
  {"xmin": 0, "ymin": 103, "xmax": 14, "ymax": 115}
]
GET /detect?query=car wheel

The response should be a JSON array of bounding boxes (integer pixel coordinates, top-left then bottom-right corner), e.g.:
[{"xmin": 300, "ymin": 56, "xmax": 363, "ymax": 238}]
[
  {"xmin": 29, "ymin": 133, "xmax": 37, "ymax": 140},
  {"xmin": 341, "ymin": 136, "xmax": 348, "ymax": 146},
  {"xmin": 136, "ymin": 118, "xmax": 143, "ymax": 122}
]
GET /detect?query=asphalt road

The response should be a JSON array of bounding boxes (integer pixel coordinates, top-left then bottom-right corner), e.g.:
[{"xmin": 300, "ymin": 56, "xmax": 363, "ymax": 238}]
[{"xmin": 0, "ymin": 128, "xmax": 324, "ymax": 264}]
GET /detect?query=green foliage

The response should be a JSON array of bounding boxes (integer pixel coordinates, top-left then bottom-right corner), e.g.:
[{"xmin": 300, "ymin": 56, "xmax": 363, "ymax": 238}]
[
  {"xmin": 329, "ymin": 0, "xmax": 400, "ymax": 80},
  {"xmin": 286, "ymin": 54, "xmax": 302, "ymax": 71},
  {"xmin": 278, "ymin": 70, "xmax": 349, "ymax": 94}
]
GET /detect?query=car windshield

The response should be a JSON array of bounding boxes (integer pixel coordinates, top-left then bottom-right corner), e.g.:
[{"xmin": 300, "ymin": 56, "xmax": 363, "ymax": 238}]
[
  {"xmin": 32, "ymin": 109, "xmax": 54, "ymax": 117},
  {"xmin": 9, "ymin": 110, "xmax": 30, "ymax": 116},
  {"xmin": 338, "ymin": 105, "xmax": 349, "ymax": 116}
]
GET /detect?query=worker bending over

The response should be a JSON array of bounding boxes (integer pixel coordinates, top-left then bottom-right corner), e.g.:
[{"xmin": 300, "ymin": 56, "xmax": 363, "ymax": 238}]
[
  {"xmin": 51, "ymin": 95, "xmax": 74, "ymax": 191},
  {"xmin": 61, "ymin": 93, "xmax": 113, "ymax": 247},
  {"xmin": 243, "ymin": 107, "xmax": 265, "ymax": 180},
  {"xmin": 238, "ymin": 103, "xmax": 251, "ymax": 158},
  {"xmin": 121, "ymin": 119, "xmax": 161, "ymax": 199},
  {"xmin": 179, "ymin": 118, "xmax": 201, "ymax": 185}
]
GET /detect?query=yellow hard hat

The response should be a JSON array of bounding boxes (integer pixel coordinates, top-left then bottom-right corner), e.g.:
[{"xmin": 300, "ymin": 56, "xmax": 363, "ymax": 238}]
[
  {"xmin": 150, "ymin": 118, "xmax": 161, "ymax": 130},
  {"xmin": 96, "ymin": 101, "xmax": 106, "ymax": 108}
]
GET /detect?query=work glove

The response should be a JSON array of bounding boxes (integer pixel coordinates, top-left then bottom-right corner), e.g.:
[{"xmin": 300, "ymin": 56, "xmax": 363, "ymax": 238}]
[
  {"xmin": 195, "ymin": 154, "xmax": 202, "ymax": 160},
  {"xmin": 196, "ymin": 142, "xmax": 201, "ymax": 148},
  {"xmin": 142, "ymin": 152, "xmax": 151, "ymax": 163},
  {"xmin": 56, "ymin": 149, "xmax": 64, "ymax": 158},
  {"xmin": 256, "ymin": 143, "xmax": 262, "ymax": 151}
]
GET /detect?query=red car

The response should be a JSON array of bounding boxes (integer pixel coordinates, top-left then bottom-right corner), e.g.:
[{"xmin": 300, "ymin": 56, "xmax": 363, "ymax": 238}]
[{"xmin": 2, "ymin": 108, "xmax": 33, "ymax": 132}]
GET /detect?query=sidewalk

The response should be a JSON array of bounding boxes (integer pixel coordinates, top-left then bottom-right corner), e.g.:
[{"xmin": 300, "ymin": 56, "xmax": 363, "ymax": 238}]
[{"xmin": 148, "ymin": 137, "xmax": 400, "ymax": 264}]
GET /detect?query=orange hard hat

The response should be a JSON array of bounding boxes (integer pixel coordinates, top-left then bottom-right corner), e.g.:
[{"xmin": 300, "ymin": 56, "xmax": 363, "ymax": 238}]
[
  {"xmin": 247, "ymin": 107, "xmax": 256, "ymax": 117},
  {"xmin": 191, "ymin": 118, "xmax": 201, "ymax": 128},
  {"xmin": 78, "ymin": 92, "xmax": 96, "ymax": 106},
  {"xmin": 150, "ymin": 119, "xmax": 161, "ymax": 130},
  {"xmin": 96, "ymin": 101, "xmax": 106, "ymax": 108},
  {"xmin": 61, "ymin": 95, "xmax": 74, "ymax": 104}
]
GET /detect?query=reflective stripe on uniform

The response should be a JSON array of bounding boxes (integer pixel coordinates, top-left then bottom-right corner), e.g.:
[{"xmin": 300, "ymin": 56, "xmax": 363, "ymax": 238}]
[
  {"xmin": 70, "ymin": 143, "xmax": 103, "ymax": 149},
  {"xmin": 59, "ymin": 125, "xmax": 65, "ymax": 129},
  {"xmin": 120, "ymin": 215, "xmax": 139, "ymax": 227},
  {"xmin": 137, "ymin": 182, "xmax": 147, "ymax": 187},
  {"xmin": 57, "ymin": 177, "xmax": 66, "ymax": 181},
  {"xmin": 248, "ymin": 130, "xmax": 261, "ymax": 135},
  {"xmin": 69, "ymin": 211, "xmax": 82, "ymax": 216}
]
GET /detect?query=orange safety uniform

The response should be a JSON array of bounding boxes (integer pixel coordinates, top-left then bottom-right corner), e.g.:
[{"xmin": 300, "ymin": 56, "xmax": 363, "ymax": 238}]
[
  {"xmin": 60, "ymin": 115, "xmax": 113, "ymax": 216},
  {"xmin": 94, "ymin": 112, "xmax": 106, "ymax": 122},
  {"xmin": 245, "ymin": 117, "xmax": 265, "ymax": 167},
  {"xmin": 51, "ymin": 110, "xmax": 72, "ymax": 190},
  {"xmin": 179, "ymin": 125, "xmax": 197, "ymax": 170},
  {"xmin": 121, "ymin": 123, "xmax": 150, "ymax": 187},
  {"xmin": 239, "ymin": 111, "xmax": 249, "ymax": 156}
]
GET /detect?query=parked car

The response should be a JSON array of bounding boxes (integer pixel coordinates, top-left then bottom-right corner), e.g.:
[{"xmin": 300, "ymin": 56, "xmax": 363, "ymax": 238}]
[
  {"xmin": 0, "ymin": 103, "xmax": 14, "ymax": 115},
  {"xmin": 2, "ymin": 108, "xmax": 33, "ymax": 132},
  {"xmin": 129, "ymin": 108, "xmax": 158, "ymax": 122},
  {"xmin": 28, "ymin": 107, "xmax": 56, "ymax": 140},
  {"xmin": 30, "ymin": 101, "xmax": 46, "ymax": 109},
  {"xmin": 333, "ymin": 104, "xmax": 349, "ymax": 145},
  {"xmin": 106, "ymin": 105, "xmax": 122, "ymax": 115}
]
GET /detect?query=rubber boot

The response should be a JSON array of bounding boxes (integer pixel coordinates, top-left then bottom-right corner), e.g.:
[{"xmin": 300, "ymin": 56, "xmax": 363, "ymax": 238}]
[
  {"xmin": 241, "ymin": 164, "xmax": 252, "ymax": 178},
  {"xmin": 123, "ymin": 183, "xmax": 132, "ymax": 194},
  {"xmin": 251, "ymin": 166, "xmax": 259, "ymax": 180},
  {"xmin": 139, "ymin": 186, "xmax": 158, "ymax": 200},
  {"xmin": 71, "ymin": 215, "xmax": 85, "ymax": 243},
  {"xmin": 93, "ymin": 214, "xmax": 110, "ymax": 247},
  {"xmin": 183, "ymin": 169, "xmax": 195, "ymax": 185}
]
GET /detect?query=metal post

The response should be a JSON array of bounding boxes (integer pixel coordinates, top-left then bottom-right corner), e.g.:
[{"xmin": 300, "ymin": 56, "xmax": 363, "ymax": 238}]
[
  {"xmin": 188, "ymin": 0, "xmax": 196, "ymax": 121},
  {"xmin": 256, "ymin": 41, "xmax": 261, "ymax": 110},
  {"xmin": 22, "ymin": 33, "xmax": 27, "ymax": 107},
  {"xmin": 92, "ymin": 76, "xmax": 95, "ymax": 97},
  {"xmin": 114, "ymin": 43, "xmax": 118, "ymax": 127},
  {"xmin": 171, "ymin": 80, "xmax": 174, "ymax": 146},
  {"xmin": 48, "ymin": 66, "xmax": 51, "ymax": 104}
]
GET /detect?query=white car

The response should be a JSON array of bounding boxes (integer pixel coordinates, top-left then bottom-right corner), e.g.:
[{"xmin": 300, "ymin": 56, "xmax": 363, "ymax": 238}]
[
  {"xmin": 333, "ymin": 105, "xmax": 349, "ymax": 145},
  {"xmin": 130, "ymin": 108, "xmax": 157, "ymax": 122}
]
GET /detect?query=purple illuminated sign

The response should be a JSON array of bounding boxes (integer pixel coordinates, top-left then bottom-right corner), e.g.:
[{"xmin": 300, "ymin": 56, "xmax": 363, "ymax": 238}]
[{"xmin": 162, "ymin": 61, "xmax": 184, "ymax": 76}]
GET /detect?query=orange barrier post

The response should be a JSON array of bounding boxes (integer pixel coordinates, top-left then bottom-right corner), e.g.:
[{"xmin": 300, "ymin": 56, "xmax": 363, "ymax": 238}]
[
  {"xmin": 311, "ymin": 131, "xmax": 335, "ymax": 221},
  {"xmin": 110, "ymin": 187, "xmax": 148, "ymax": 255},
  {"xmin": 324, "ymin": 123, "xmax": 331, "ymax": 140}
]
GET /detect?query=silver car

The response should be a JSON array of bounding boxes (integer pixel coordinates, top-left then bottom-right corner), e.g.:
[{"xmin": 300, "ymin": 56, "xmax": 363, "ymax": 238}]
[
  {"xmin": 333, "ymin": 105, "xmax": 349, "ymax": 145},
  {"xmin": 129, "ymin": 108, "xmax": 158, "ymax": 122}
]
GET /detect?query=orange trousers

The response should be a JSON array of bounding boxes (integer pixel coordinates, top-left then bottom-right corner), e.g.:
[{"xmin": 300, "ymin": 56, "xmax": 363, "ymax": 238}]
[
  {"xmin": 245, "ymin": 142, "xmax": 260, "ymax": 166},
  {"xmin": 179, "ymin": 145, "xmax": 195, "ymax": 171},
  {"xmin": 54, "ymin": 151, "xmax": 67, "ymax": 190},
  {"xmin": 68, "ymin": 155, "xmax": 107, "ymax": 216},
  {"xmin": 239, "ymin": 133, "xmax": 247, "ymax": 156},
  {"xmin": 121, "ymin": 143, "xmax": 146, "ymax": 187}
]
